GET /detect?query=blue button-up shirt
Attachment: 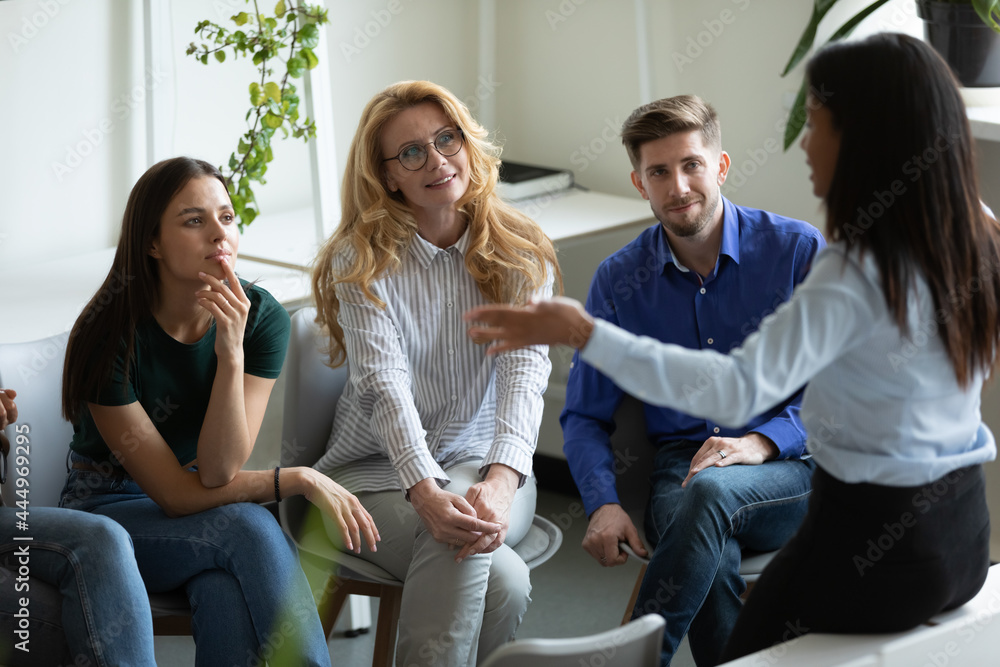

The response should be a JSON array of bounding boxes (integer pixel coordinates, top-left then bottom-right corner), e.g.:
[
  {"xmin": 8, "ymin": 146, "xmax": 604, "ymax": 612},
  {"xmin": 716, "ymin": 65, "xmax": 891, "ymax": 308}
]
[{"xmin": 561, "ymin": 196, "xmax": 826, "ymax": 515}]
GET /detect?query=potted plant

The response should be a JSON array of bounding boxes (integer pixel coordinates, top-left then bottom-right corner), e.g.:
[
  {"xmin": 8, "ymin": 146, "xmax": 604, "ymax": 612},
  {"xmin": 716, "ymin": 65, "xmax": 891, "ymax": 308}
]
[{"xmin": 782, "ymin": 0, "xmax": 1000, "ymax": 149}]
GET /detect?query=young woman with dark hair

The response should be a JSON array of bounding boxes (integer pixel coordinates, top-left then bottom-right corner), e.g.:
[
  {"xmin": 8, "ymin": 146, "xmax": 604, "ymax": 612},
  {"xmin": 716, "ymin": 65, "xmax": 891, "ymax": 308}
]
[
  {"xmin": 60, "ymin": 156, "xmax": 378, "ymax": 666},
  {"xmin": 464, "ymin": 33, "xmax": 999, "ymax": 662}
]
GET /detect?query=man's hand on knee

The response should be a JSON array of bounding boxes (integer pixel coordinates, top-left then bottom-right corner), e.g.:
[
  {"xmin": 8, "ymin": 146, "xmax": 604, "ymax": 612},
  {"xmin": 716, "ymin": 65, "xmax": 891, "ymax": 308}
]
[
  {"xmin": 681, "ymin": 433, "xmax": 779, "ymax": 488},
  {"xmin": 582, "ymin": 504, "xmax": 648, "ymax": 567}
]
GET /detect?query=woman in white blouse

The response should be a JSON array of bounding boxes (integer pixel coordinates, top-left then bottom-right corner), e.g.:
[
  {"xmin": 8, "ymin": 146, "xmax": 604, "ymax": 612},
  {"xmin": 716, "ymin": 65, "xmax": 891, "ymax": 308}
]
[
  {"xmin": 311, "ymin": 80, "xmax": 560, "ymax": 666},
  {"xmin": 466, "ymin": 34, "xmax": 999, "ymax": 661}
]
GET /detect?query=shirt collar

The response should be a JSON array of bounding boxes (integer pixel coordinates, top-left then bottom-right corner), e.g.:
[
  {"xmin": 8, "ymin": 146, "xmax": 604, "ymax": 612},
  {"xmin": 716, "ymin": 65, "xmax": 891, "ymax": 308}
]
[
  {"xmin": 654, "ymin": 195, "xmax": 741, "ymax": 274},
  {"xmin": 409, "ymin": 223, "xmax": 471, "ymax": 269}
]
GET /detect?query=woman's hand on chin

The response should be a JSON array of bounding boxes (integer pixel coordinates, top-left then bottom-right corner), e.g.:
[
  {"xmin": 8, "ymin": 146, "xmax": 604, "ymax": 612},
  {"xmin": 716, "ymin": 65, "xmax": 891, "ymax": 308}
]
[{"xmin": 196, "ymin": 257, "xmax": 250, "ymax": 366}]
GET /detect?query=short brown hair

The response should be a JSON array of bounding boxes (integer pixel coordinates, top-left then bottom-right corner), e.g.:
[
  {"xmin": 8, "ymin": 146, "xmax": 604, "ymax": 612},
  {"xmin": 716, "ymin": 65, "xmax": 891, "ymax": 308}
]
[{"xmin": 620, "ymin": 95, "xmax": 721, "ymax": 169}]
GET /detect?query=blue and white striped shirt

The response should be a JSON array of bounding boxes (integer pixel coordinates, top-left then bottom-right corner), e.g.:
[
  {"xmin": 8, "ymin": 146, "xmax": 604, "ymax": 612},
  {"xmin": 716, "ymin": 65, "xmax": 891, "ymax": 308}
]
[{"xmin": 313, "ymin": 228, "xmax": 553, "ymax": 494}]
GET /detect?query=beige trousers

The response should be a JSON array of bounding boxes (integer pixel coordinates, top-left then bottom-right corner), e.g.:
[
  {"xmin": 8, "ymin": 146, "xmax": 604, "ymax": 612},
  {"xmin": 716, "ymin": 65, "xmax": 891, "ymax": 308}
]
[{"xmin": 325, "ymin": 461, "xmax": 536, "ymax": 667}]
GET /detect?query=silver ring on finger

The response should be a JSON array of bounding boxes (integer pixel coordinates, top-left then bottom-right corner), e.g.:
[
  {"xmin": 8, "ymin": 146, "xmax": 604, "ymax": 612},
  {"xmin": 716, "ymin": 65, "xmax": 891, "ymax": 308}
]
[{"xmin": 717, "ymin": 450, "xmax": 727, "ymax": 459}]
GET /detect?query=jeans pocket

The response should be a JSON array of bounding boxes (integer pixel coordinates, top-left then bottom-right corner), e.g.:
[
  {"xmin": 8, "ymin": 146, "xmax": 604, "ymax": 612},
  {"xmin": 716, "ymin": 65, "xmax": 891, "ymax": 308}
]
[{"xmin": 59, "ymin": 470, "xmax": 118, "ymax": 510}]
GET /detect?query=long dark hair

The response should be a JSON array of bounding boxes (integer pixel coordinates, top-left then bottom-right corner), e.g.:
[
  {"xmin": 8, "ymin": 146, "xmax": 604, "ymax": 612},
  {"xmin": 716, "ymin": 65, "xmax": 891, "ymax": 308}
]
[
  {"xmin": 62, "ymin": 157, "xmax": 227, "ymax": 421},
  {"xmin": 808, "ymin": 32, "xmax": 1000, "ymax": 388}
]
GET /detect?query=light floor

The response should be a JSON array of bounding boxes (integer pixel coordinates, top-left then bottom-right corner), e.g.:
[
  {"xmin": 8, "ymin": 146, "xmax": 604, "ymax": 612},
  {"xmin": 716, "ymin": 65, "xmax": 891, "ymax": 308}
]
[{"xmin": 153, "ymin": 487, "xmax": 695, "ymax": 666}]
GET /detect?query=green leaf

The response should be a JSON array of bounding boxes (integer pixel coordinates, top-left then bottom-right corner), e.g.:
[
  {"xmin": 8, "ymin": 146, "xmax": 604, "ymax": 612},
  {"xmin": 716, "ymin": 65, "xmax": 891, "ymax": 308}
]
[
  {"xmin": 241, "ymin": 206, "xmax": 258, "ymax": 227},
  {"xmin": 783, "ymin": 2, "xmax": 835, "ymax": 76},
  {"xmin": 265, "ymin": 145, "xmax": 274, "ymax": 162},
  {"xmin": 249, "ymin": 82, "xmax": 266, "ymax": 106},
  {"xmin": 263, "ymin": 81, "xmax": 281, "ymax": 102},
  {"xmin": 298, "ymin": 23, "xmax": 320, "ymax": 49},
  {"xmin": 781, "ymin": 0, "xmax": 891, "ymax": 147},
  {"xmin": 287, "ymin": 55, "xmax": 306, "ymax": 78},
  {"xmin": 783, "ymin": 78, "xmax": 810, "ymax": 151},
  {"xmin": 233, "ymin": 12, "xmax": 249, "ymax": 26},
  {"xmin": 274, "ymin": 0, "xmax": 286, "ymax": 18},
  {"xmin": 973, "ymin": 0, "xmax": 1000, "ymax": 32},
  {"xmin": 214, "ymin": 50, "xmax": 226, "ymax": 63},
  {"xmin": 252, "ymin": 50, "xmax": 266, "ymax": 66},
  {"xmin": 301, "ymin": 47, "xmax": 319, "ymax": 70},
  {"xmin": 262, "ymin": 112, "xmax": 284, "ymax": 129},
  {"xmin": 200, "ymin": 53, "xmax": 209, "ymax": 65},
  {"xmin": 826, "ymin": 0, "xmax": 892, "ymax": 42}
]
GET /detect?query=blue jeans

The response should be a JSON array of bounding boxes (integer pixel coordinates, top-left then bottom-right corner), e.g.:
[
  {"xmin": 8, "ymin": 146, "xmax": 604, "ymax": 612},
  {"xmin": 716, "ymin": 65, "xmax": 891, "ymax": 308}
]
[
  {"xmin": 0, "ymin": 505, "xmax": 155, "ymax": 666},
  {"xmin": 59, "ymin": 459, "xmax": 331, "ymax": 667},
  {"xmin": 634, "ymin": 441, "xmax": 814, "ymax": 667}
]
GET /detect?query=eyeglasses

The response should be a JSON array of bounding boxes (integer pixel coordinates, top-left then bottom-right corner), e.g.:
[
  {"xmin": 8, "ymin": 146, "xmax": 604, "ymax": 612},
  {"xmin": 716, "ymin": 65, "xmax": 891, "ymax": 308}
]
[{"xmin": 382, "ymin": 129, "xmax": 464, "ymax": 171}]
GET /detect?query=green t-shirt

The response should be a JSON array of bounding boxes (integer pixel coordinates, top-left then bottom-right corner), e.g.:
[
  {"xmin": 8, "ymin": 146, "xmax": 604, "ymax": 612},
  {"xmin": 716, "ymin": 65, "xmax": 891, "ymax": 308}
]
[{"xmin": 70, "ymin": 282, "xmax": 291, "ymax": 466}]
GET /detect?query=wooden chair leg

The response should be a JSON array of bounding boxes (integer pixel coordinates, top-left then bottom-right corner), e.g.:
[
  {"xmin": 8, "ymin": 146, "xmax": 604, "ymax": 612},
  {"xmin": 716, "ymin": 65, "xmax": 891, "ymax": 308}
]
[
  {"xmin": 372, "ymin": 584, "xmax": 402, "ymax": 667},
  {"xmin": 152, "ymin": 615, "xmax": 193, "ymax": 635},
  {"xmin": 622, "ymin": 561, "xmax": 648, "ymax": 626},
  {"xmin": 318, "ymin": 574, "xmax": 352, "ymax": 638}
]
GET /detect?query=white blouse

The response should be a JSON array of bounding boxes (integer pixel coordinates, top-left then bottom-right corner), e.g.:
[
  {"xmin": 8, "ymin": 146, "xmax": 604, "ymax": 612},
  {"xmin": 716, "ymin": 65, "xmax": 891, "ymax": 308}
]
[{"xmin": 580, "ymin": 242, "xmax": 995, "ymax": 486}]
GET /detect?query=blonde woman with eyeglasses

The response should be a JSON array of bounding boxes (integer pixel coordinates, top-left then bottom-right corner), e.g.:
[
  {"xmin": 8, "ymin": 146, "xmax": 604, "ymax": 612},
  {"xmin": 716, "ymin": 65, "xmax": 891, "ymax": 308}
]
[{"xmin": 311, "ymin": 80, "xmax": 561, "ymax": 666}]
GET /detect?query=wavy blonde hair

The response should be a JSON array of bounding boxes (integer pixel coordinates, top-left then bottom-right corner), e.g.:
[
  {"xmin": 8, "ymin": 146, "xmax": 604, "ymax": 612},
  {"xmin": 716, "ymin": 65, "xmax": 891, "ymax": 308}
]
[{"xmin": 313, "ymin": 80, "xmax": 562, "ymax": 366}]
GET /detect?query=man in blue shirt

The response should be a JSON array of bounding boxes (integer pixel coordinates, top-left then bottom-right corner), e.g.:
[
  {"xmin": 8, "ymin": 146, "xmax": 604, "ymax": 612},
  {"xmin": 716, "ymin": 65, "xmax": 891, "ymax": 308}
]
[{"xmin": 561, "ymin": 95, "xmax": 824, "ymax": 666}]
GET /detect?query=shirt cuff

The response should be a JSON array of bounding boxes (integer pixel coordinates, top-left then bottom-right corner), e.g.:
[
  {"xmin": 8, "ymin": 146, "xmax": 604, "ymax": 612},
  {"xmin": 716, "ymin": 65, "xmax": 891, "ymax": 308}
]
[
  {"xmin": 750, "ymin": 421, "xmax": 806, "ymax": 460},
  {"xmin": 580, "ymin": 319, "xmax": 631, "ymax": 378},
  {"xmin": 480, "ymin": 435, "xmax": 534, "ymax": 487},
  {"xmin": 395, "ymin": 452, "xmax": 450, "ymax": 494},
  {"xmin": 578, "ymin": 476, "xmax": 621, "ymax": 517}
]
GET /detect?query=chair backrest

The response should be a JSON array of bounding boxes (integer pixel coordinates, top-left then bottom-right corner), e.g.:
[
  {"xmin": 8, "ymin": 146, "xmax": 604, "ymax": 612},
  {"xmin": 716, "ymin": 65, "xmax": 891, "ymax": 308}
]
[
  {"xmin": 0, "ymin": 332, "xmax": 74, "ymax": 509},
  {"xmin": 480, "ymin": 614, "xmax": 665, "ymax": 667},
  {"xmin": 609, "ymin": 395, "xmax": 656, "ymax": 529},
  {"xmin": 281, "ymin": 307, "xmax": 349, "ymax": 471}
]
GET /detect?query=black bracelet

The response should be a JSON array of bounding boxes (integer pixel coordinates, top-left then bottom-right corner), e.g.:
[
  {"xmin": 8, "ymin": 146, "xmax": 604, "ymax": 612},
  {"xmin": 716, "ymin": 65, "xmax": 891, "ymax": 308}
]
[{"xmin": 274, "ymin": 466, "xmax": 281, "ymax": 503}]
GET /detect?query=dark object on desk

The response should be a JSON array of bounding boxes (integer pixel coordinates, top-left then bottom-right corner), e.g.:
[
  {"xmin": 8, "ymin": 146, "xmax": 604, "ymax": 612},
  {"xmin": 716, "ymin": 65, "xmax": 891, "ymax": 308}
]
[{"xmin": 498, "ymin": 161, "xmax": 573, "ymax": 201}]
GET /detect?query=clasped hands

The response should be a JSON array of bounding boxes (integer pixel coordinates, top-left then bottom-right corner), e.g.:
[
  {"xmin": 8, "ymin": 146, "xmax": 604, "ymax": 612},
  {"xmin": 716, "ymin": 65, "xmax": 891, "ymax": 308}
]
[{"xmin": 409, "ymin": 464, "xmax": 520, "ymax": 563}]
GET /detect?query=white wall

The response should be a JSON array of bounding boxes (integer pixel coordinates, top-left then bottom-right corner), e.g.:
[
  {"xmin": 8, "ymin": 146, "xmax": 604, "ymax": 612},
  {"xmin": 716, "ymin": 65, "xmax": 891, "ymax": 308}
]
[{"xmin": 0, "ymin": 0, "xmax": 141, "ymax": 267}]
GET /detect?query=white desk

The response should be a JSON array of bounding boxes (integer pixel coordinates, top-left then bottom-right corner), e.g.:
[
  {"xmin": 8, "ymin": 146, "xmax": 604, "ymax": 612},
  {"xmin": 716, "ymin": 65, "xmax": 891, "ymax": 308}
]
[{"xmin": 720, "ymin": 564, "xmax": 1000, "ymax": 667}]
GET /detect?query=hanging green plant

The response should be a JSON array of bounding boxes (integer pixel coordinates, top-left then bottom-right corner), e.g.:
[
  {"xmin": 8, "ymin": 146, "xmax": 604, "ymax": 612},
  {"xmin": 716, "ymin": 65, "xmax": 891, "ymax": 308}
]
[{"xmin": 187, "ymin": 0, "xmax": 329, "ymax": 229}]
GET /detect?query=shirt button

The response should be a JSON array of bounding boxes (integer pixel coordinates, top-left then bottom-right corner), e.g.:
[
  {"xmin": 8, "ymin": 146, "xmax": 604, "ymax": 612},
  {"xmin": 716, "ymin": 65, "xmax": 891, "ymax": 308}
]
[
  {"xmin": 700, "ymin": 287, "xmax": 707, "ymax": 294},
  {"xmin": 448, "ymin": 349, "xmax": 454, "ymax": 355},
  {"xmin": 443, "ymin": 254, "xmax": 451, "ymax": 261},
  {"xmin": 447, "ymin": 301, "xmax": 453, "ymax": 308},
  {"xmin": 451, "ymin": 394, "xmax": 458, "ymax": 401},
  {"xmin": 707, "ymin": 338, "xmax": 714, "ymax": 345},
  {"xmin": 713, "ymin": 427, "xmax": 720, "ymax": 434}
]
